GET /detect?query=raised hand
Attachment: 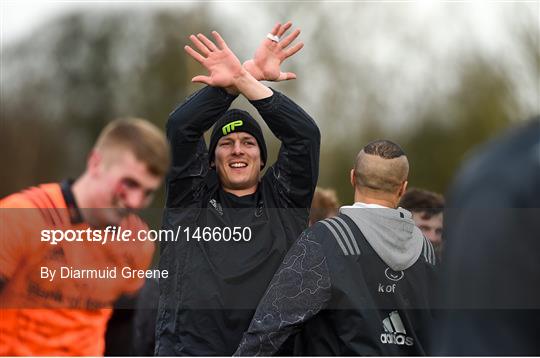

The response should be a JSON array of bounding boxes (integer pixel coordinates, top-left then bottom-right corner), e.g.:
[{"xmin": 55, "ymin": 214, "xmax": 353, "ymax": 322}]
[
  {"xmin": 184, "ymin": 31, "xmax": 244, "ymax": 87},
  {"xmin": 243, "ymin": 21, "xmax": 304, "ymax": 82}
]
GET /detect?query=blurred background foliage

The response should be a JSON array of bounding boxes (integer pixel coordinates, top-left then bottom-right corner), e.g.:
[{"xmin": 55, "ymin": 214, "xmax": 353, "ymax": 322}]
[{"xmin": 1, "ymin": 2, "xmax": 538, "ymax": 211}]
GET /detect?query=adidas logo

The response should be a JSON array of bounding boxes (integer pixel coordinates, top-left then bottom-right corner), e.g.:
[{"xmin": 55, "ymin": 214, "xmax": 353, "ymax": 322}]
[{"xmin": 380, "ymin": 311, "xmax": 414, "ymax": 346}]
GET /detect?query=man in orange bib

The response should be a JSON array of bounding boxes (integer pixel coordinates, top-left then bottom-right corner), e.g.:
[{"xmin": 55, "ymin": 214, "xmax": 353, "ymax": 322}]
[{"xmin": 0, "ymin": 118, "xmax": 169, "ymax": 356}]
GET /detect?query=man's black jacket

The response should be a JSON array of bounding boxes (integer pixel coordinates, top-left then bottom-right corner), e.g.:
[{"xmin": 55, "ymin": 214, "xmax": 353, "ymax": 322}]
[{"xmin": 155, "ymin": 86, "xmax": 320, "ymax": 356}]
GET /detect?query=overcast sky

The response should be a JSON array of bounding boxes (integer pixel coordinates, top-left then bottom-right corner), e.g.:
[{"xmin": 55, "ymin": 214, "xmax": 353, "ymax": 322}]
[
  {"xmin": 1, "ymin": 1, "xmax": 538, "ymax": 126},
  {"xmin": 1, "ymin": 1, "xmax": 533, "ymax": 48}
]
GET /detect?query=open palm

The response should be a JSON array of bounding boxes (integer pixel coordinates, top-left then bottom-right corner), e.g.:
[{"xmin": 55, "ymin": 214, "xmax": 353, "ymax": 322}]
[
  {"xmin": 244, "ymin": 22, "xmax": 304, "ymax": 82},
  {"xmin": 184, "ymin": 31, "xmax": 243, "ymax": 87}
]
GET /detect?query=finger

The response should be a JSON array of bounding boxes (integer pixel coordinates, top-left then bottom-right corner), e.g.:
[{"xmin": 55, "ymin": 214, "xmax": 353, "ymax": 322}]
[
  {"xmin": 283, "ymin": 42, "xmax": 304, "ymax": 60},
  {"xmin": 277, "ymin": 21, "xmax": 292, "ymax": 37},
  {"xmin": 197, "ymin": 33, "xmax": 218, "ymax": 52},
  {"xmin": 189, "ymin": 34, "xmax": 210, "ymax": 56},
  {"xmin": 184, "ymin": 45, "xmax": 205, "ymax": 64},
  {"xmin": 270, "ymin": 22, "xmax": 281, "ymax": 36},
  {"xmin": 277, "ymin": 72, "xmax": 297, "ymax": 82},
  {"xmin": 211, "ymin": 31, "xmax": 228, "ymax": 50},
  {"xmin": 279, "ymin": 28, "xmax": 300, "ymax": 48},
  {"xmin": 192, "ymin": 75, "xmax": 211, "ymax": 85}
]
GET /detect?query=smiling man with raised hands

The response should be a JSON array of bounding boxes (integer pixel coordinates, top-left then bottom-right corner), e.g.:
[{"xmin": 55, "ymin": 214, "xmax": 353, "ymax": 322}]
[{"xmin": 155, "ymin": 23, "xmax": 320, "ymax": 356}]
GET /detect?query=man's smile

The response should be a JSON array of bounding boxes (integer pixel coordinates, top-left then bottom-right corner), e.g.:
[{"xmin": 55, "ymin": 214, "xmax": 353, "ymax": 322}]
[{"xmin": 229, "ymin": 161, "xmax": 248, "ymax": 168}]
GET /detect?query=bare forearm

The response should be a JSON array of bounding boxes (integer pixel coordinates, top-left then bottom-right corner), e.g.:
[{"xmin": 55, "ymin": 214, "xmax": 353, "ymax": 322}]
[{"xmin": 234, "ymin": 69, "xmax": 273, "ymax": 101}]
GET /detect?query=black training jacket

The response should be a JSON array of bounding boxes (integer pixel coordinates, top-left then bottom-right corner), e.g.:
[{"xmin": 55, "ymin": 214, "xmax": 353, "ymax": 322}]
[
  {"xmin": 235, "ymin": 213, "xmax": 437, "ymax": 356},
  {"xmin": 155, "ymin": 86, "xmax": 320, "ymax": 356}
]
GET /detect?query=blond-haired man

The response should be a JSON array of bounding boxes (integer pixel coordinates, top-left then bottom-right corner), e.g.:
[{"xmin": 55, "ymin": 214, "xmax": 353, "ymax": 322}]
[{"xmin": 0, "ymin": 118, "xmax": 169, "ymax": 356}]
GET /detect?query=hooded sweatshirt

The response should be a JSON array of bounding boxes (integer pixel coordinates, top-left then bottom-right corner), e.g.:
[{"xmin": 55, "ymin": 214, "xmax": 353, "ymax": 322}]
[
  {"xmin": 235, "ymin": 203, "xmax": 437, "ymax": 356},
  {"xmin": 340, "ymin": 202, "xmax": 425, "ymax": 271}
]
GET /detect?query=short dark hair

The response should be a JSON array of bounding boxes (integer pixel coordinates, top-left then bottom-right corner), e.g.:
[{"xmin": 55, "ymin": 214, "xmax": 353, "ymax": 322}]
[
  {"xmin": 399, "ymin": 188, "xmax": 445, "ymax": 219},
  {"xmin": 363, "ymin": 139, "xmax": 406, "ymax": 159},
  {"xmin": 354, "ymin": 139, "xmax": 409, "ymax": 193}
]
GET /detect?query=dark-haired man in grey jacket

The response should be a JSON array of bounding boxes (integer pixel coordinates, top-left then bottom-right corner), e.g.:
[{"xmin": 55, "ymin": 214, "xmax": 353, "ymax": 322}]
[{"xmin": 235, "ymin": 140, "xmax": 437, "ymax": 356}]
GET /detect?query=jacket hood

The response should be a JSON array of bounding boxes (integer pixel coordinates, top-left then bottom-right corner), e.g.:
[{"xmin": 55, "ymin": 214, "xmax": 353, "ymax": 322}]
[{"xmin": 340, "ymin": 203, "xmax": 423, "ymax": 271}]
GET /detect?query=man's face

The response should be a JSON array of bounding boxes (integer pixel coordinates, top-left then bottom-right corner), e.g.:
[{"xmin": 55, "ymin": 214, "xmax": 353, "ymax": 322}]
[
  {"xmin": 90, "ymin": 149, "xmax": 161, "ymax": 226},
  {"xmin": 412, "ymin": 211, "xmax": 443, "ymax": 247},
  {"xmin": 214, "ymin": 132, "xmax": 262, "ymax": 195}
]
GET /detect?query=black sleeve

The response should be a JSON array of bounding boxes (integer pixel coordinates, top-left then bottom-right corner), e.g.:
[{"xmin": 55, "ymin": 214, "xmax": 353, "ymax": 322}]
[
  {"xmin": 251, "ymin": 89, "xmax": 320, "ymax": 208},
  {"xmin": 165, "ymin": 86, "xmax": 237, "ymax": 208},
  {"xmin": 234, "ymin": 228, "xmax": 331, "ymax": 356}
]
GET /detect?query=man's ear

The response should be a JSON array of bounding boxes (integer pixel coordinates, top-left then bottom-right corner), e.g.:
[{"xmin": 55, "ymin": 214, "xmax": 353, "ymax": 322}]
[
  {"xmin": 87, "ymin": 149, "xmax": 102, "ymax": 176},
  {"xmin": 350, "ymin": 169, "xmax": 355, "ymax": 188},
  {"xmin": 397, "ymin": 180, "xmax": 408, "ymax": 198}
]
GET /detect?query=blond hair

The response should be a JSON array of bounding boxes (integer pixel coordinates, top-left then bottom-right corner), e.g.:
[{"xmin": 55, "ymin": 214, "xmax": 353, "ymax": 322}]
[{"xmin": 94, "ymin": 118, "xmax": 170, "ymax": 177}]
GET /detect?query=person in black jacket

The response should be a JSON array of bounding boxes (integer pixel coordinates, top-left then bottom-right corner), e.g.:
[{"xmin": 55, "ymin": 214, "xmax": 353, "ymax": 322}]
[
  {"xmin": 235, "ymin": 140, "xmax": 437, "ymax": 356},
  {"xmin": 155, "ymin": 23, "xmax": 320, "ymax": 356},
  {"xmin": 437, "ymin": 118, "xmax": 540, "ymax": 355}
]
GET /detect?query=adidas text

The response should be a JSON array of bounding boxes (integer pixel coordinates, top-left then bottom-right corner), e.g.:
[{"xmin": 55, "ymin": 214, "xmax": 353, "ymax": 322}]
[{"xmin": 380, "ymin": 333, "xmax": 414, "ymax": 346}]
